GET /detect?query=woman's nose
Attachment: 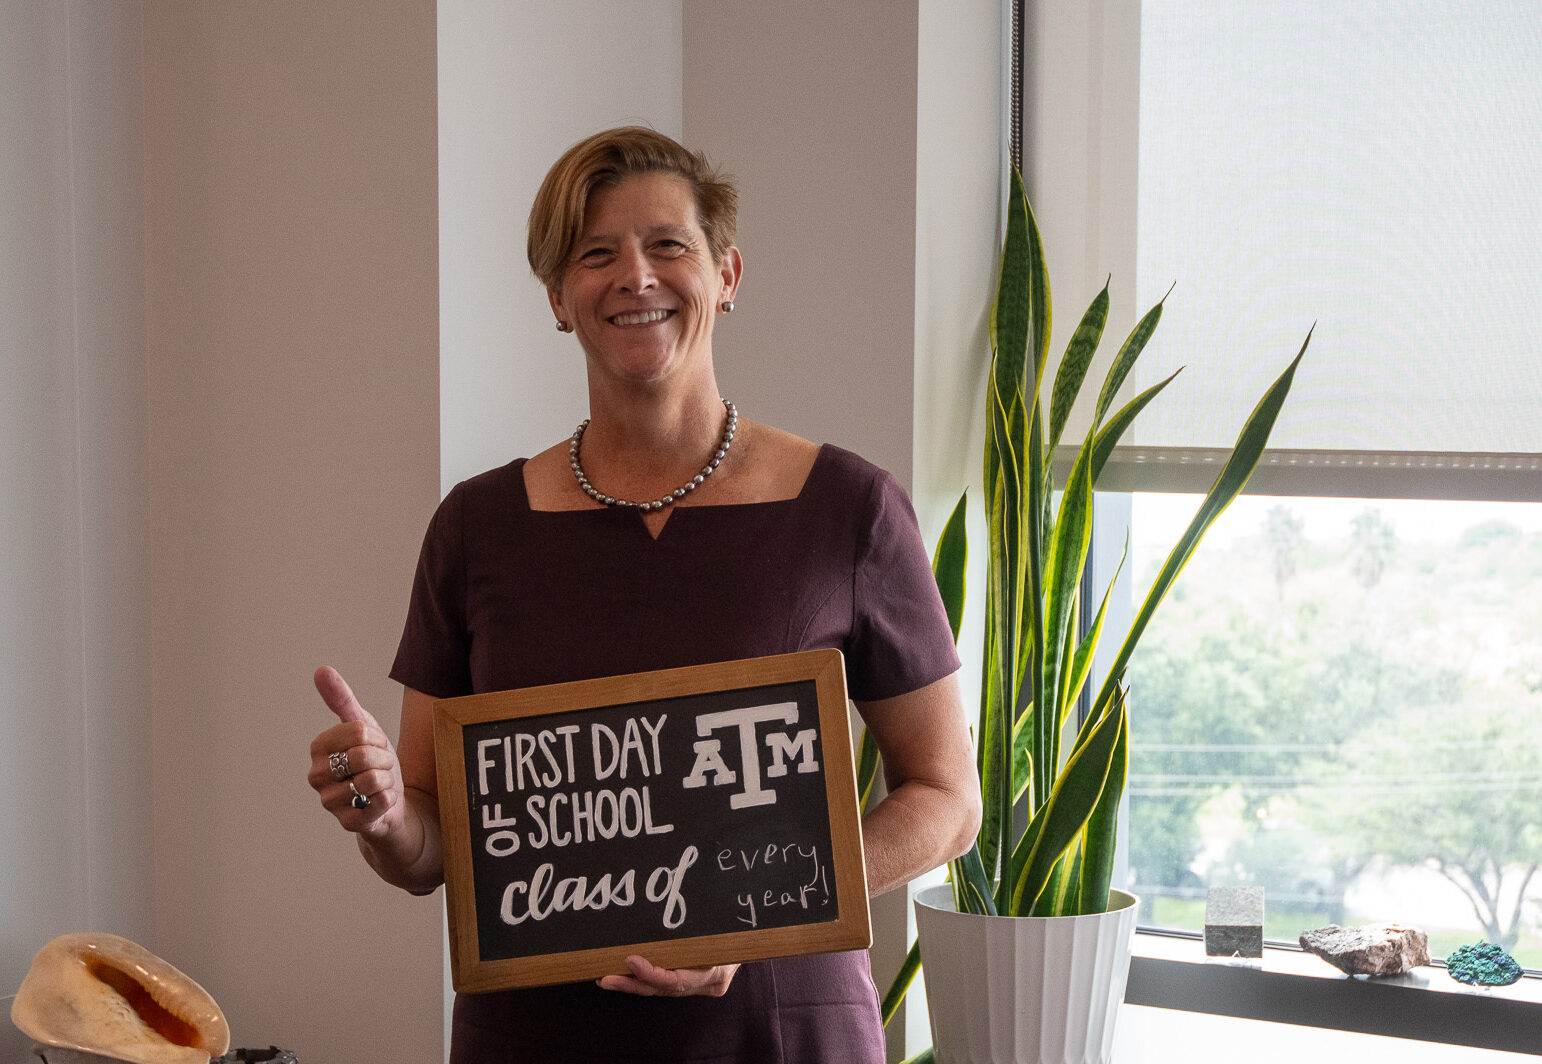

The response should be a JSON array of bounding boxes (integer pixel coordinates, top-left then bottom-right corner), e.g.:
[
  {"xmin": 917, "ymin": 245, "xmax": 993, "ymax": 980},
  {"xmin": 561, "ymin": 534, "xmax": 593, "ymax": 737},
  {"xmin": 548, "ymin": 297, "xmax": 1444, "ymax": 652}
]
[{"xmin": 615, "ymin": 245, "xmax": 657, "ymax": 292}]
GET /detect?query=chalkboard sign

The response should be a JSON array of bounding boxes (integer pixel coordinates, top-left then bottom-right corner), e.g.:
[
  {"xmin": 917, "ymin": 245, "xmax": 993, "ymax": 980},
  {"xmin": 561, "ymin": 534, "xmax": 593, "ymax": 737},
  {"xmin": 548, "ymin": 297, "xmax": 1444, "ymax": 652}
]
[{"xmin": 433, "ymin": 648, "xmax": 870, "ymax": 993}]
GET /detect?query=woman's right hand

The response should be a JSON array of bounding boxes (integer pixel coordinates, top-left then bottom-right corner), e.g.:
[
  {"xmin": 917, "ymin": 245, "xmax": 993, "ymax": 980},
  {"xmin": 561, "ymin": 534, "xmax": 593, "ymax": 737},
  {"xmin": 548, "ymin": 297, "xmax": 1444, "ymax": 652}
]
[{"xmin": 307, "ymin": 666, "xmax": 407, "ymax": 839}]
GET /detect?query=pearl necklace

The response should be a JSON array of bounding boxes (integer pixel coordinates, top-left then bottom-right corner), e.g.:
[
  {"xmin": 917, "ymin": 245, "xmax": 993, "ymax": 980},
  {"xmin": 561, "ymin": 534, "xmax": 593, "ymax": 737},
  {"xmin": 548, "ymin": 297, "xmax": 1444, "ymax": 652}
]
[{"xmin": 569, "ymin": 398, "xmax": 737, "ymax": 512}]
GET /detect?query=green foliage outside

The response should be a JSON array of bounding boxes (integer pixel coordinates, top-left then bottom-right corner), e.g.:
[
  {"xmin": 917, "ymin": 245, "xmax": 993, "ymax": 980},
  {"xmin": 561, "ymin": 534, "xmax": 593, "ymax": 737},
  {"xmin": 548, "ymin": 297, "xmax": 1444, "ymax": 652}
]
[{"xmin": 1127, "ymin": 501, "xmax": 1542, "ymax": 967}]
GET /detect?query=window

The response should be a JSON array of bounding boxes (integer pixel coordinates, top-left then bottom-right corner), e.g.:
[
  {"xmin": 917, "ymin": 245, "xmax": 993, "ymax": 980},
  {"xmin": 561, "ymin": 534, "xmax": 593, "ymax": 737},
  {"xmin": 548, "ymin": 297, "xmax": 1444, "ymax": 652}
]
[
  {"xmin": 1128, "ymin": 492, "xmax": 1542, "ymax": 966},
  {"xmin": 1024, "ymin": 0, "xmax": 1542, "ymax": 1051},
  {"xmin": 1118, "ymin": 0, "xmax": 1542, "ymax": 965}
]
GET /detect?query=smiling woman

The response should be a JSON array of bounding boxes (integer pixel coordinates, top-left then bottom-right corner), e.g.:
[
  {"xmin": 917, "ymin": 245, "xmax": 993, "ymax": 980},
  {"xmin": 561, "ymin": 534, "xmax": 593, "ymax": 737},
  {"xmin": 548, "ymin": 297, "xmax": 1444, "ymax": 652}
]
[{"xmin": 303, "ymin": 126, "xmax": 982, "ymax": 1064}]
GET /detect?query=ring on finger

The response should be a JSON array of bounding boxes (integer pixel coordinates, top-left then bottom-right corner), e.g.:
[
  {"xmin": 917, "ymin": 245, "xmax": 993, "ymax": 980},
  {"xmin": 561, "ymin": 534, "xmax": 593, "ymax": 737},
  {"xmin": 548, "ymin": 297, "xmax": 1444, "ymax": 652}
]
[
  {"xmin": 349, "ymin": 781, "xmax": 371, "ymax": 809},
  {"xmin": 329, "ymin": 750, "xmax": 352, "ymax": 781}
]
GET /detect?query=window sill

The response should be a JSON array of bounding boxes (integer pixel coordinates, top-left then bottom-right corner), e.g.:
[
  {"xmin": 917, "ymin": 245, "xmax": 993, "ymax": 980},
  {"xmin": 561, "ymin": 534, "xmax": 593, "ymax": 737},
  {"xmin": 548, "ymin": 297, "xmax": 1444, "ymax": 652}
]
[{"xmin": 1126, "ymin": 931, "xmax": 1542, "ymax": 1056}]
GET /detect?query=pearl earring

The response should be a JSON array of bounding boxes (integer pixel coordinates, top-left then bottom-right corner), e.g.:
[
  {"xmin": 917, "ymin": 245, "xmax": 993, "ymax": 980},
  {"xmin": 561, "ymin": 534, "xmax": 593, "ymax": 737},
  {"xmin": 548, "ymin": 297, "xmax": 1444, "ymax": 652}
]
[{"xmin": 719, "ymin": 300, "xmax": 735, "ymax": 314}]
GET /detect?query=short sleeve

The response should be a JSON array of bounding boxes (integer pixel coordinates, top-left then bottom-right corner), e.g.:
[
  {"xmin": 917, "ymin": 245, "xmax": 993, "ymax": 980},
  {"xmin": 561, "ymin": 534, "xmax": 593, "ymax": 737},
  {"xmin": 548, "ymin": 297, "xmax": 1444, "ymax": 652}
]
[
  {"xmin": 844, "ymin": 469, "xmax": 962, "ymax": 702},
  {"xmin": 390, "ymin": 483, "xmax": 474, "ymax": 698}
]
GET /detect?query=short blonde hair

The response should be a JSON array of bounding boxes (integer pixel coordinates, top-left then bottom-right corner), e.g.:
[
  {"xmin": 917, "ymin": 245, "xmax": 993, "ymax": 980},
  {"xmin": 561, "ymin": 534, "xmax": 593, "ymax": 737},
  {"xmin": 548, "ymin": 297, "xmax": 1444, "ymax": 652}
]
[{"xmin": 527, "ymin": 126, "xmax": 739, "ymax": 290}]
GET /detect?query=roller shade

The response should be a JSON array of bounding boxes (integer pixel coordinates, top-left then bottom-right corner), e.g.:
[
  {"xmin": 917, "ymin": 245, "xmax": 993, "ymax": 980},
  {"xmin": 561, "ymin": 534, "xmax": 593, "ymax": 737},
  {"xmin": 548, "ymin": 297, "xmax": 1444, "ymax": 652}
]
[{"xmin": 1113, "ymin": 1, "xmax": 1542, "ymax": 495}]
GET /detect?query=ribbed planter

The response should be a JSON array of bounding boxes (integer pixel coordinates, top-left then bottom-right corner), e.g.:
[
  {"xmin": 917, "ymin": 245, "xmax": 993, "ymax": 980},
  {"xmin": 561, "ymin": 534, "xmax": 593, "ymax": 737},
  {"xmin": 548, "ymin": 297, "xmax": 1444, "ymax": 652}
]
[{"xmin": 913, "ymin": 884, "xmax": 1139, "ymax": 1064}]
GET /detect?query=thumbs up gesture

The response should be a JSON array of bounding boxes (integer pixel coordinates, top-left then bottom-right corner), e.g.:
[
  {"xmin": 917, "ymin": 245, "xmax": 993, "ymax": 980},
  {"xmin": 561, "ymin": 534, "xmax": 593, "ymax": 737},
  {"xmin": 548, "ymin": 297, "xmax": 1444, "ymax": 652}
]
[{"xmin": 308, "ymin": 666, "xmax": 406, "ymax": 838}]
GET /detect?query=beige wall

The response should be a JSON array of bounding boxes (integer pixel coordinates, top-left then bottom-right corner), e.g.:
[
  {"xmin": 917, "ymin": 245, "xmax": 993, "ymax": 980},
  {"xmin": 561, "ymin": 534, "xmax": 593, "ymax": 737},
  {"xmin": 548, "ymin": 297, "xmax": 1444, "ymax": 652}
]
[
  {"xmin": 143, "ymin": 3, "xmax": 442, "ymax": 1059},
  {"xmin": 681, "ymin": 4, "xmax": 925, "ymax": 1052},
  {"xmin": 683, "ymin": 0, "xmax": 922, "ymax": 487},
  {"xmin": 3, "ymin": 4, "xmax": 998, "ymax": 1062}
]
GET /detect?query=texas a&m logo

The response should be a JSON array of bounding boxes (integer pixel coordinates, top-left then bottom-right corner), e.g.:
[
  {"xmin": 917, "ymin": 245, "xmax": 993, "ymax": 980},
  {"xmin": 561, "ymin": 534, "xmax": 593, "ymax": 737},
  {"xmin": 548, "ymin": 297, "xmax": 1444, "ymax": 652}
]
[{"xmin": 680, "ymin": 703, "xmax": 819, "ymax": 809}]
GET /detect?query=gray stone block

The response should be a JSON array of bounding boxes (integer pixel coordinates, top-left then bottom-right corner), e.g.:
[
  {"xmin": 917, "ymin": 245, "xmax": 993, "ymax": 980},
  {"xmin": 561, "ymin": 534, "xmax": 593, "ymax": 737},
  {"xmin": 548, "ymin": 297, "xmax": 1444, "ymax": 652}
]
[{"xmin": 1205, "ymin": 886, "xmax": 1265, "ymax": 957}]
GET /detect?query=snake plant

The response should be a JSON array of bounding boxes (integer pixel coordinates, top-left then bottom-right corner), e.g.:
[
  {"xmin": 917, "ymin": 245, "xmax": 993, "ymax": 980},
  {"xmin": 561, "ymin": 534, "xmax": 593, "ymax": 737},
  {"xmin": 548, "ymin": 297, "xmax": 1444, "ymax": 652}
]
[{"xmin": 860, "ymin": 164, "xmax": 1311, "ymax": 1023}]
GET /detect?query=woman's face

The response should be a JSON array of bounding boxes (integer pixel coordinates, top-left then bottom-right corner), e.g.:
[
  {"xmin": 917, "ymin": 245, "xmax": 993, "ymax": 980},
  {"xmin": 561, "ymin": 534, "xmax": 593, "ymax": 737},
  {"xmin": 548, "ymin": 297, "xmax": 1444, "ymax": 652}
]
[{"xmin": 549, "ymin": 172, "xmax": 740, "ymax": 391}]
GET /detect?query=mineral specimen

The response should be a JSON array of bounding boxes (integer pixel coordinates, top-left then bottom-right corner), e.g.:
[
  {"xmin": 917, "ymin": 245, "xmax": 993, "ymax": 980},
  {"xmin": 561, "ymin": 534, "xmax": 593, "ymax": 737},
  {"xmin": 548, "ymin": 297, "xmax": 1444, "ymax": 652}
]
[
  {"xmin": 1205, "ymin": 886, "xmax": 1265, "ymax": 957},
  {"xmin": 1298, "ymin": 923, "xmax": 1431, "ymax": 976},
  {"xmin": 1446, "ymin": 942, "xmax": 1524, "ymax": 987}
]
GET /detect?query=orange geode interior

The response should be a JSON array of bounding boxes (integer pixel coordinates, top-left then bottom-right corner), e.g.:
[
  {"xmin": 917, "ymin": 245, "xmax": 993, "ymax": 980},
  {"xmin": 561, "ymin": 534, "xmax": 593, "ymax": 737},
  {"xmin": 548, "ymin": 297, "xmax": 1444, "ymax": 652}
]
[{"xmin": 11, "ymin": 933, "xmax": 230, "ymax": 1064}]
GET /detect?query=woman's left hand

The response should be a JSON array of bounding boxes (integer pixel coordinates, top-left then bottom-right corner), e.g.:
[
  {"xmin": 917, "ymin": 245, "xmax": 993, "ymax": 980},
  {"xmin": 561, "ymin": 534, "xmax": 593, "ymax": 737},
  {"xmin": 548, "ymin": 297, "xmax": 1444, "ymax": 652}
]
[{"xmin": 597, "ymin": 955, "xmax": 739, "ymax": 998}]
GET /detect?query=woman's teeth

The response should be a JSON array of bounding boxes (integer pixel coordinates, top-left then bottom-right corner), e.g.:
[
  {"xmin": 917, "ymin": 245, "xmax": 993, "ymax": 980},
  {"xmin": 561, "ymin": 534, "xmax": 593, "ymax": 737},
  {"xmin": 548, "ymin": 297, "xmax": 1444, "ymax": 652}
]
[{"xmin": 610, "ymin": 309, "xmax": 671, "ymax": 326}]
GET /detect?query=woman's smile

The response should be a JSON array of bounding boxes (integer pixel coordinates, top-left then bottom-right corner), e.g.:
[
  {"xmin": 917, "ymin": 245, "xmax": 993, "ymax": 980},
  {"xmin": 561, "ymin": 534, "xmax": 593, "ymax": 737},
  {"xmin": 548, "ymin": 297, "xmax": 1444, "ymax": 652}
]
[{"xmin": 609, "ymin": 308, "xmax": 676, "ymax": 327}]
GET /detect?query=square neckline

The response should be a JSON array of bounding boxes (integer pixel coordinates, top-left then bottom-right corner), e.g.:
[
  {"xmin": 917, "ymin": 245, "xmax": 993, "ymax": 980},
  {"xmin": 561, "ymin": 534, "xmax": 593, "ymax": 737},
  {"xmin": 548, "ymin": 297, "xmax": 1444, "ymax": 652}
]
[{"xmin": 518, "ymin": 441, "xmax": 832, "ymax": 524}]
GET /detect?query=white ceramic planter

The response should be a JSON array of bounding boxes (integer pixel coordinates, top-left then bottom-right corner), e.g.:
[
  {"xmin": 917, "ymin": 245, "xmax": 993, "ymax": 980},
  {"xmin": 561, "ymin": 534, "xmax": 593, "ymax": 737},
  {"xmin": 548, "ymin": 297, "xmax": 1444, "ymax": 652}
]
[{"xmin": 913, "ymin": 884, "xmax": 1139, "ymax": 1064}]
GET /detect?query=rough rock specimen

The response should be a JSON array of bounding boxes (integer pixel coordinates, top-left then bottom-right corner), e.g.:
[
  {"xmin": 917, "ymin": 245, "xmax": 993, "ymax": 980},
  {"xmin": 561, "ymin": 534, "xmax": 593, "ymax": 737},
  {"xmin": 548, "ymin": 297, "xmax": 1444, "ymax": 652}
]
[
  {"xmin": 1298, "ymin": 923, "xmax": 1431, "ymax": 976},
  {"xmin": 1206, "ymin": 886, "xmax": 1265, "ymax": 957},
  {"xmin": 1446, "ymin": 942, "xmax": 1524, "ymax": 986}
]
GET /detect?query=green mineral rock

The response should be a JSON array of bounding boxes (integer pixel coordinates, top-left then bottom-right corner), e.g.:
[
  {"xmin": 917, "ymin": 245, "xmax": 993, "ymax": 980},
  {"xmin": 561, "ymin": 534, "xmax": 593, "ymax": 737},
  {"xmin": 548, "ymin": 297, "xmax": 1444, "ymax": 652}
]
[{"xmin": 1445, "ymin": 942, "xmax": 1523, "ymax": 987}]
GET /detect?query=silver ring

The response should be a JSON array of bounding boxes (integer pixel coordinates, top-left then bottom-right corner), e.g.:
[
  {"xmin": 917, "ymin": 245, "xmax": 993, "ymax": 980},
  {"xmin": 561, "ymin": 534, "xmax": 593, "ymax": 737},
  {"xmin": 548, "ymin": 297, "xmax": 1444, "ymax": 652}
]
[
  {"xmin": 329, "ymin": 750, "xmax": 352, "ymax": 781},
  {"xmin": 349, "ymin": 781, "xmax": 370, "ymax": 809}
]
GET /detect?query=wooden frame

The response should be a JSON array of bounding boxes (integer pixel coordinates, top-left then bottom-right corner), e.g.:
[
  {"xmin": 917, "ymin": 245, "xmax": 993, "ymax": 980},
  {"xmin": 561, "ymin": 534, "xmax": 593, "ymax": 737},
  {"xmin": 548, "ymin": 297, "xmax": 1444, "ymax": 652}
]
[{"xmin": 433, "ymin": 648, "xmax": 870, "ymax": 993}]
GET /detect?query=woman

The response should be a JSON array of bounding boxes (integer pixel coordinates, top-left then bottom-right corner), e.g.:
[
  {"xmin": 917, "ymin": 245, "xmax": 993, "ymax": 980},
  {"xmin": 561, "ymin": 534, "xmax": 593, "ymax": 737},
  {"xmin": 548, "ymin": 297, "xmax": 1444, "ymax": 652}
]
[{"xmin": 308, "ymin": 127, "xmax": 980, "ymax": 1063}]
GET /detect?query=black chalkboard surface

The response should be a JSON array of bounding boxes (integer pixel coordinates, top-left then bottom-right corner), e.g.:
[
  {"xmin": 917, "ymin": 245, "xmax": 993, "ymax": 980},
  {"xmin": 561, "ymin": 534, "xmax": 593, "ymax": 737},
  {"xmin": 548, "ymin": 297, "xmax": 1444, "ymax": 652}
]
[{"xmin": 433, "ymin": 648, "xmax": 870, "ymax": 993}]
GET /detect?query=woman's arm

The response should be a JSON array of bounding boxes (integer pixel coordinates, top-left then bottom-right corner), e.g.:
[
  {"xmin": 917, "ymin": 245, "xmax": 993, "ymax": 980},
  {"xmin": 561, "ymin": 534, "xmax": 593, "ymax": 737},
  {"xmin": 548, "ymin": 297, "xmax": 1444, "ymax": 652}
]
[
  {"xmin": 309, "ymin": 670, "xmax": 444, "ymax": 894},
  {"xmin": 357, "ymin": 685, "xmax": 444, "ymax": 893},
  {"xmin": 855, "ymin": 671, "xmax": 982, "ymax": 897}
]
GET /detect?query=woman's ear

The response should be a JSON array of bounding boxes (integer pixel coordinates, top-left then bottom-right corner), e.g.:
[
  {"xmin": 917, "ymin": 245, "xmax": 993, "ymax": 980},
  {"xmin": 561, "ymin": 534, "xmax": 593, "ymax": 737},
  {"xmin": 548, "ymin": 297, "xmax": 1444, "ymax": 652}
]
[
  {"xmin": 547, "ymin": 288, "xmax": 571, "ymax": 331},
  {"xmin": 718, "ymin": 246, "xmax": 743, "ymax": 303}
]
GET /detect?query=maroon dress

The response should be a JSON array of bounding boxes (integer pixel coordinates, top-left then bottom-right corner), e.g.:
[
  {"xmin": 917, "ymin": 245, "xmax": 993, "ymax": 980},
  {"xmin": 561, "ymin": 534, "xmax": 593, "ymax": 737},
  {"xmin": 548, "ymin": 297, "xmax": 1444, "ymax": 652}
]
[{"xmin": 391, "ymin": 444, "xmax": 959, "ymax": 1064}]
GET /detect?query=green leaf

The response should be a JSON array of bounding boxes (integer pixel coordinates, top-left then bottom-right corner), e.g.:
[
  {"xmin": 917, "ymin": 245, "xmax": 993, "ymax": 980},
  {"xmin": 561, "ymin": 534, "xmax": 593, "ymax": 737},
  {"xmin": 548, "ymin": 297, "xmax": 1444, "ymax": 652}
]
[
  {"xmin": 1092, "ymin": 290, "xmax": 1168, "ymax": 430},
  {"xmin": 1040, "ymin": 435, "xmax": 1094, "ymax": 776},
  {"xmin": 1077, "ymin": 686, "xmax": 1129, "ymax": 914},
  {"xmin": 1019, "ymin": 168, "xmax": 1053, "ymax": 394},
  {"xmin": 1032, "ymin": 842, "xmax": 1085, "ymax": 917},
  {"xmin": 931, "ymin": 492, "xmax": 969, "ymax": 642},
  {"xmin": 1005, "ymin": 694, "xmax": 1126, "ymax": 914},
  {"xmin": 856, "ymin": 727, "xmax": 880, "ymax": 813},
  {"xmin": 1048, "ymin": 282, "xmax": 1110, "ymax": 452},
  {"xmin": 1023, "ymin": 402, "xmax": 1045, "ymax": 765},
  {"xmin": 1062, "ymin": 537, "xmax": 1127, "ymax": 717},
  {"xmin": 952, "ymin": 841, "xmax": 998, "ymax": 917},
  {"xmin": 1088, "ymin": 369, "xmax": 1181, "ymax": 488},
  {"xmin": 1010, "ymin": 700, "xmax": 1034, "ymax": 804},
  {"xmin": 990, "ymin": 168, "xmax": 1034, "ymax": 406},
  {"xmin": 881, "ymin": 940, "xmax": 923, "ymax": 1027},
  {"xmin": 977, "ymin": 477, "xmax": 1009, "ymax": 882},
  {"xmin": 980, "ymin": 377, "xmax": 1026, "ymax": 889},
  {"xmin": 1089, "ymin": 333, "xmax": 1310, "ymax": 719}
]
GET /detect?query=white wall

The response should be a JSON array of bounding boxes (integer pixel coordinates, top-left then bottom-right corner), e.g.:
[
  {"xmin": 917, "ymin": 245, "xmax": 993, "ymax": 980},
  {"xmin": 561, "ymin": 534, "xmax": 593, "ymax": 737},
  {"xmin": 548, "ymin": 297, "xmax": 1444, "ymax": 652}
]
[
  {"xmin": 1, "ymin": 4, "xmax": 151, "ymax": 1061},
  {"xmin": 907, "ymin": 0, "xmax": 1006, "ymax": 1050},
  {"xmin": 143, "ymin": 3, "xmax": 442, "ymax": 1060},
  {"xmin": 438, "ymin": 0, "xmax": 683, "ymax": 488}
]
